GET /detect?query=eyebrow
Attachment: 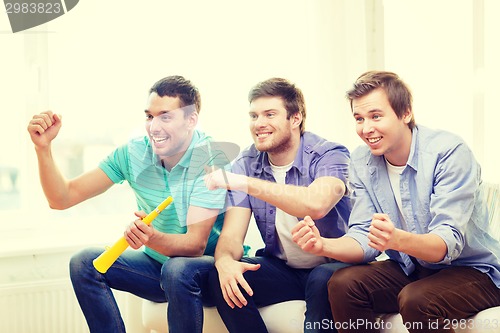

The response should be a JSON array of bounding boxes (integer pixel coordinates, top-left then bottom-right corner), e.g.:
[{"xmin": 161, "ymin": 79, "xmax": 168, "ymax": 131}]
[
  {"xmin": 249, "ymin": 109, "xmax": 278, "ymax": 114},
  {"xmin": 352, "ymin": 109, "xmax": 382, "ymax": 117},
  {"xmin": 144, "ymin": 110, "xmax": 171, "ymax": 114}
]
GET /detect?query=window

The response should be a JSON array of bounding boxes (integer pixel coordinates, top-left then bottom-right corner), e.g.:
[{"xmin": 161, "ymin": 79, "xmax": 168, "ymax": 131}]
[
  {"xmin": 1, "ymin": 0, "xmax": 364, "ymax": 244},
  {"xmin": 383, "ymin": 0, "xmax": 499, "ymax": 184},
  {"xmin": 1, "ymin": 0, "xmax": 498, "ymax": 246}
]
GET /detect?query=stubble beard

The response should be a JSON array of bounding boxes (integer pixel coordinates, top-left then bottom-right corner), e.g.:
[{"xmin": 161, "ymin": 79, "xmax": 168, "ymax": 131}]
[{"xmin": 256, "ymin": 131, "xmax": 293, "ymax": 155}]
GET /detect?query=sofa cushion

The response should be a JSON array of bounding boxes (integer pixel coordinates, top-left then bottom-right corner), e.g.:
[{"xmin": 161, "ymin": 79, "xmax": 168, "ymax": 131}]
[{"xmin": 142, "ymin": 300, "xmax": 305, "ymax": 333}]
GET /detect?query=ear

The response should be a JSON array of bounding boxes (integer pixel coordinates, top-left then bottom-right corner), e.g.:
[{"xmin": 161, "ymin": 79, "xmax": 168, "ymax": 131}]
[
  {"xmin": 186, "ymin": 111, "xmax": 198, "ymax": 130},
  {"xmin": 291, "ymin": 112, "xmax": 302, "ymax": 130},
  {"xmin": 402, "ymin": 108, "xmax": 413, "ymax": 125}
]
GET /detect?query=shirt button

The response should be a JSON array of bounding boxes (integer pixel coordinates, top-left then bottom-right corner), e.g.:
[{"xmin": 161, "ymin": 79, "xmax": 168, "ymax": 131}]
[{"xmin": 269, "ymin": 210, "xmax": 274, "ymax": 214}]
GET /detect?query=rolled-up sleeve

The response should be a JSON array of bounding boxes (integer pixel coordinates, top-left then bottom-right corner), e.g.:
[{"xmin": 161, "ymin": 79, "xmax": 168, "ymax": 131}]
[
  {"xmin": 228, "ymin": 157, "xmax": 251, "ymax": 209},
  {"xmin": 344, "ymin": 160, "xmax": 380, "ymax": 262},
  {"xmin": 428, "ymin": 143, "xmax": 479, "ymax": 264}
]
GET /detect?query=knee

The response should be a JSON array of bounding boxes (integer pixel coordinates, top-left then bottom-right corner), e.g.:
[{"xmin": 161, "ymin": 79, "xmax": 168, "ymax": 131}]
[
  {"xmin": 307, "ymin": 266, "xmax": 335, "ymax": 297},
  {"xmin": 69, "ymin": 248, "xmax": 101, "ymax": 281},
  {"xmin": 161, "ymin": 256, "xmax": 214, "ymax": 293},
  {"xmin": 398, "ymin": 284, "xmax": 438, "ymax": 319},
  {"xmin": 69, "ymin": 248, "xmax": 100, "ymax": 274},
  {"xmin": 161, "ymin": 257, "xmax": 194, "ymax": 291},
  {"xmin": 327, "ymin": 267, "xmax": 356, "ymax": 293},
  {"xmin": 327, "ymin": 267, "xmax": 361, "ymax": 307}
]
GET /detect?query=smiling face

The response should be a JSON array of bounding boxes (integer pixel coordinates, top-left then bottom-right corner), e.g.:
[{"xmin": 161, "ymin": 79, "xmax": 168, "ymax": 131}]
[
  {"xmin": 248, "ymin": 96, "xmax": 301, "ymax": 158},
  {"xmin": 144, "ymin": 92, "xmax": 197, "ymax": 167},
  {"xmin": 352, "ymin": 88, "xmax": 413, "ymax": 166}
]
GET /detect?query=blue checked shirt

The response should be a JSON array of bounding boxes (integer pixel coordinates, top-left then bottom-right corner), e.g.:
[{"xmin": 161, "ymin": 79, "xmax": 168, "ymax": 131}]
[{"xmin": 346, "ymin": 125, "xmax": 500, "ymax": 287}]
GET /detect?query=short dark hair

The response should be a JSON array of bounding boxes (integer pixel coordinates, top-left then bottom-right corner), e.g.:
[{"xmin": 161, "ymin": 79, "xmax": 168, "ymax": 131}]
[
  {"xmin": 149, "ymin": 75, "xmax": 201, "ymax": 116},
  {"xmin": 346, "ymin": 71, "xmax": 415, "ymax": 129},
  {"xmin": 248, "ymin": 78, "xmax": 306, "ymax": 134}
]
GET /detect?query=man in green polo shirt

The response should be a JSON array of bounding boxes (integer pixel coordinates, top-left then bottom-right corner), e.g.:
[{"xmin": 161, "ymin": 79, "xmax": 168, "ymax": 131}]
[{"xmin": 27, "ymin": 75, "xmax": 228, "ymax": 333}]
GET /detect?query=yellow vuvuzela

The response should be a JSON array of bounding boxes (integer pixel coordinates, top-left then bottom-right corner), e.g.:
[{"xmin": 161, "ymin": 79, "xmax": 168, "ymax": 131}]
[{"xmin": 93, "ymin": 197, "xmax": 173, "ymax": 273}]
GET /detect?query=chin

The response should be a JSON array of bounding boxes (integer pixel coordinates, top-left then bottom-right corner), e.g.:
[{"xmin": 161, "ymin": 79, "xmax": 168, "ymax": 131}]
[
  {"xmin": 369, "ymin": 148, "xmax": 385, "ymax": 156},
  {"xmin": 254, "ymin": 143, "xmax": 272, "ymax": 152}
]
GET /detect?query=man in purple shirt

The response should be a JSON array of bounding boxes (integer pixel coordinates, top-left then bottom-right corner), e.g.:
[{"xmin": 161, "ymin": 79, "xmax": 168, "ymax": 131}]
[{"xmin": 204, "ymin": 77, "xmax": 351, "ymax": 333}]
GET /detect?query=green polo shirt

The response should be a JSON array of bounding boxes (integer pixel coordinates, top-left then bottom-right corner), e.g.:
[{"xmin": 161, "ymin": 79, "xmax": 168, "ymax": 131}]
[{"xmin": 99, "ymin": 130, "xmax": 227, "ymax": 263}]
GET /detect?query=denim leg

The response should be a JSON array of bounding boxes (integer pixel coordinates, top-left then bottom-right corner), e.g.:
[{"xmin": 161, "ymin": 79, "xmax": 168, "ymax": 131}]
[
  {"xmin": 69, "ymin": 247, "xmax": 164, "ymax": 333},
  {"xmin": 209, "ymin": 256, "xmax": 308, "ymax": 333},
  {"xmin": 304, "ymin": 262, "xmax": 351, "ymax": 333},
  {"xmin": 161, "ymin": 256, "xmax": 215, "ymax": 333}
]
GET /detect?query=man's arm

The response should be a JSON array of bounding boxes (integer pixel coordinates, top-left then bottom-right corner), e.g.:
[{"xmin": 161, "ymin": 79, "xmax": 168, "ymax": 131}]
[
  {"xmin": 246, "ymin": 176, "xmax": 345, "ymax": 219},
  {"xmin": 206, "ymin": 171, "xmax": 345, "ymax": 220},
  {"xmin": 292, "ymin": 216, "xmax": 365, "ymax": 263},
  {"xmin": 214, "ymin": 206, "xmax": 252, "ymax": 262},
  {"xmin": 213, "ymin": 207, "xmax": 261, "ymax": 308},
  {"xmin": 369, "ymin": 213, "xmax": 447, "ymax": 263},
  {"xmin": 126, "ymin": 205, "xmax": 221, "ymax": 257},
  {"xmin": 292, "ymin": 213, "xmax": 447, "ymax": 264},
  {"xmin": 28, "ymin": 111, "xmax": 114, "ymax": 209}
]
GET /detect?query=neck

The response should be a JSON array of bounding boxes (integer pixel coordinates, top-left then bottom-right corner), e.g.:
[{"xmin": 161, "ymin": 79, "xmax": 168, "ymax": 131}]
[
  {"xmin": 268, "ymin": 133, "xmax": 301, "ymax": 166},
  {"xmin": 385, "ymin": 127, "xmax": 412, "ymax": 166},
  {"xmin": 160, "ymin": 152, "xmax": 184, "ymax": 171},
  {"xmin": 159, "ymin": 131, "xmax": 194, "ymax": 171}
]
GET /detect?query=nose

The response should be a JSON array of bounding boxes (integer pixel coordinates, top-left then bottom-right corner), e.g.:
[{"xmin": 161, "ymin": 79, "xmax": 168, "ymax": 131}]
[
  {"xmin": 362, "ymin": 120, "xmax": 374, "ymax": 135},
  {"xmin": 254, "ymin": 114, "xmax": 266, "ymax": 128},
  {"xmin": 149, "ymin": 116, "xmax": 162, "ymax": 133}
]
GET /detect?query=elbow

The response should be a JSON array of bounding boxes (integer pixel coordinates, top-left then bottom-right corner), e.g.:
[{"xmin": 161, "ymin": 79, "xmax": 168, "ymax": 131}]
[
  {"xmin": 47, "ymin": 194, "xmax": 76, "ymax": 210},
  {"xmin": 308, "ymin": 210, "xmax": 328, "ymax": 220},
  {"xmin": 307, "ymin": 204, "xmax": 331, "ymax": 220},
  {"xmin": 48, "ymin": 201, "xmax": 68, "ymax": 210},
  {"xmin": 191, "ymin": 242, "xmax": 207, "ymax": 257},
  {"xmin": 305, "ymin": 191, "xmax": 344, "ymax": 220}
]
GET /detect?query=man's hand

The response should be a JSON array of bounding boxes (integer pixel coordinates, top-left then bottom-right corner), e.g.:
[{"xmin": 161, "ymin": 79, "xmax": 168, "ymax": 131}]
[
  {"xmin": 291, "ymin": 216, "xmax": 324, "ymax": 255},
  {"xmin": 27, "ymin": 111, "xmax": 62, "ymax": 148},
  {"xmin": 124, "ymin": 211, "xmax": 156, "ymax": 249},
  {"xmin": 215, "ymin": 257, "xmax": 261, "ymax": 309},
  {"xmin": 204, "ymin": 167, "xmax": 246, "ymax": 191},
  {"xmin": 368, "ymin": 213, "xmax": 402, "ymax": 252}
]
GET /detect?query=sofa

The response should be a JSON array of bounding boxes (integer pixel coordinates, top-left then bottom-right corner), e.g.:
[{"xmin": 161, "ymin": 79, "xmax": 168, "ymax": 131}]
[{"xmin": 141, "ymin": 182, "xmax": 500, "ymax": 333}]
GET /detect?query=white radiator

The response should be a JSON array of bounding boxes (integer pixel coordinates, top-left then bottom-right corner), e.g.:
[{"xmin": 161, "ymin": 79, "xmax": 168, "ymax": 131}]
[{"xmin": 0, "ymin": 278, "xmax": 88, "ymax": 333}]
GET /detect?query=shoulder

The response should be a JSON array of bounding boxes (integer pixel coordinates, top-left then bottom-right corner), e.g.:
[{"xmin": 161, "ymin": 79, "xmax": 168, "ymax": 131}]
[
  {"xmin": 302, "ymin": 131, "xmax": 350, "ymax": 156},
  {"xmin": 351, "ymin": 144, "xmax": 371, "ymax": 163},
  {"xmin": 234, "ymin": 143, "xmax": 261, "ymax": 163},
  {"xmin": 105, "ymin": 136, "xmax": 149, "ymax": 162},
  {"xmin": 126, "ymin": 136, "xmax": 150, "ymax": 150},
  {"xmin": 416, "ymin": 125, "xmax": 471, "ymax": 156}
]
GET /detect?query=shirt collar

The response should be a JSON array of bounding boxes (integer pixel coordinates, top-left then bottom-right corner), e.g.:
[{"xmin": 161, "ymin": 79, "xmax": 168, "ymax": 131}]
[
  {"xmin": 366, "ymin": 126, "xmax": 419, "ymax": 173},
  {"xmin": 406, "ymin": 125, "xmax": 419, "ymax": 172},
  {"xmin": 257, "ymin": 134, "xmax": 305, "ymax": 176}
]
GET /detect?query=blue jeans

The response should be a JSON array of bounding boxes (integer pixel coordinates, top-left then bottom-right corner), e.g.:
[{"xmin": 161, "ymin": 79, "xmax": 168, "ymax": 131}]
[
  {"xmin": 208, "ymin": 255, "xmax": 350, "ymax": 333},
  {"xmin": 69, "ymin": 247, "xmax": 214, "ymax": 333}
]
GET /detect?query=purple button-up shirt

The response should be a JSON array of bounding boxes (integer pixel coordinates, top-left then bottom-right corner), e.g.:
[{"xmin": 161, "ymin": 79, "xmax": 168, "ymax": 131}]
[{"xmin": 229, "ymin": 132, "xmax": 352, "ymax": 257}]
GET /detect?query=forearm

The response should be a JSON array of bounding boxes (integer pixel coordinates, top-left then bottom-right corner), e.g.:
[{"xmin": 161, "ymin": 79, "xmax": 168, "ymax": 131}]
[
  {"xmin": 245, "ymin": 177, "xmax": 345, "ymax": 219},
  {"xmin": 214, "ymin": 235, "xmax": 244, "ymax": 263},
  {"xmin": 35, "ymin": 145, "xmax": 71, "ymax": 209},
  {"xmin": 393, "ymin": 231, "xmax": 447, "ymax": 263},
  {"xmin": 146, "ymin": 232, "xmax": 208, "ymax": 257},
  {"xmin": 320, "ymin": 236, "xmax": 365, "ymax": 263}
]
